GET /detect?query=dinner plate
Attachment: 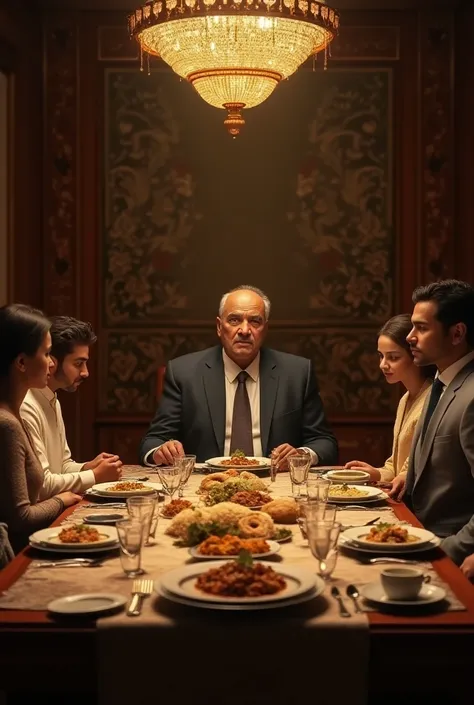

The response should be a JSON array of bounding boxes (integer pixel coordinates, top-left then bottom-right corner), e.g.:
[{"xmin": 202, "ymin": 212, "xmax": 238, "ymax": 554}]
[
  {"xmin": 339, "ymin": 535, "xmax": 441, "ymax": 555},
  {"xmin": 90, "ymin": 481, "xmax": 162, "ymax": 498},
  {"xmin": 205, "ymin": 456, "xmax": 271, "ymax": 472},
  {"xmin": 324, "ymin": 470, "xmax": 370, "ymax": 485},
  {"xmin": 30, "ymin": 525, "xmax": 118, "ymax": 549},
  {"xmin": 29, "ymin": 539, "xmax": 119, "ymax": 554},
  {"xmin": 188, "ymin": 539, "xmax": 281, "ymax": 561},
  {"xmin": 159, "ymin": 560, "xmax": 317, "ymax": 604},
  {"xmin": 83, "ymin": 513, "xmax": 125, "ymax": 526},
  {"xmin": 48, "ymin": 593, "xmax": 127, "ymax": 615},
  {"xmin": 341, "ymin": 526, "xmax": 436, "ymax": 551},
  {"xmin": 327, "ymin": 484, "xmax": 386, "ymax": 503},
  {"xmin": 157, "ymin": 585, "xmax": 322, "ymax": 611},
  {"xmin": 360, "ymin": 582, "xmax": 446, "ymax": 607}
]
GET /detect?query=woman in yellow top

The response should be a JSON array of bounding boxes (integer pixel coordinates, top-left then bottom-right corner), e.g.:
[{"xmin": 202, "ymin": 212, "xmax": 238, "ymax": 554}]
[{"xmin": 345, "ymin": 313, "xmax": 435, "ymax": 483}]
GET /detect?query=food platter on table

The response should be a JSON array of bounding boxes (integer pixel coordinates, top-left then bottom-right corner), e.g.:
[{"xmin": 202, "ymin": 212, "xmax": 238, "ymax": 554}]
[
  {"xmin": 29, "ymin": 525, "xmax": 119, "ymax": 553},
  {"xmin": 157, "ymin": 560, "xmax": 323, "ymax": 610},
  {"xmin": 326, "ymin": 484, "xmax": 387, "ymax": 503},
  {"xmin": 88, "ymin": 481, "xmax": 162, "ymax": 498},
  {"xmin": 339, "ymin": 535, "xmax": 441, "ymax": 555},
  {"xmin": 205, "ymin": 456, "xmax": 271, "ymax": 473},
  {"xmin": 340, "ymin": 525, "xmax": 436, "ymax": 551},
  {"xmin": 188, "ymin": 538, "xmax": 281, "ymax": 561}
]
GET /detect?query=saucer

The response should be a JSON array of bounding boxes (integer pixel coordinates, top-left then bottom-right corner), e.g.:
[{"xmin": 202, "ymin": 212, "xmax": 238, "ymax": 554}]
[
  {"xmin": 360, "ymin": 581, "xmax": 446, "ymax": 606},
  {"xmin": 48, "ymin": 593, "xmax": 127, "ymax": 615}
]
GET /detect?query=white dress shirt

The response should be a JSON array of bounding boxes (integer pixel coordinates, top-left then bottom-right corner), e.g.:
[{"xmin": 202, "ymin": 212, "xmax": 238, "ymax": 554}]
[
  {"xmin": 437, "ymin": 351, "xmax": 474, "ymax": 393},
  {"xmin": 145, "ymin": 349, "xmax": 317, "ymax": 464},
  {"xmin": 20, "ymin": 388, "xmax": 96, "ymax": 499}
]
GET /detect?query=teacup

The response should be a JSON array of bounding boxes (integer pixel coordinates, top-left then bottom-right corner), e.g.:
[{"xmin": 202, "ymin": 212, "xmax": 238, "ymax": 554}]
[{"xmin": 380, "ymin": 567, "xmax": 430, "ymax": 600}]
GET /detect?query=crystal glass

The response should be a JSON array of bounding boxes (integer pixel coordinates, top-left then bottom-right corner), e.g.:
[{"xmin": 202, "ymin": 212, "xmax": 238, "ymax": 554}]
[
  {"xmin": 306, "ymin": 476, "xmax": 331, "ymax": 502},
  {"xmin": 306, "ymin": 520, "xmax": 342, "ymax": 580},
  {"xmin": 116, "ymin": 519, "xmax": 144, "ymax": 578},
  {"xmin": 156, "ymin": 464, "xmax": 185, "ymax": 503},
  {"xmin": 126, "ymin": 494, "xmax": 157, "ymax": 547},
  {"xmin": 295, "ymin": 497, "xmax": 337, "ymax": 540},
  {"xmin": 288, "ymin": 454, "xmax": 311, "ymax": 497},
  {"xmin": 174, "ymin": 455, "xmax": 196, "ymax": 497}
]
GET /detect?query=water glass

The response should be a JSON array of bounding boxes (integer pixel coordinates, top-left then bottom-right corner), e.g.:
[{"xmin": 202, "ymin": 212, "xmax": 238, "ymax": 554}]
[
  {"xmin": 156, "ymin": 464, "xmax": 185, "ymax": 502},
  {"xmin": 306, "ymin": 476, "xmax": 331, "ymax": 502},
  {"xmin": 116, "ymin": 519, "xmax": 144, "ymax": 578},
  {"xmin": 126, "ymin": 494, "xmax": 157, "ymax": 547},
  {"xmin": 306, "ymin": 520, "xmax": 342, "ymax": 580},
  {"xmin": 288, "ymin": 454, "xmax": 311, "ymax": 496},
  {"xmin": 174, "ymin": 455, "xmax": 196, "ymax": 497}
]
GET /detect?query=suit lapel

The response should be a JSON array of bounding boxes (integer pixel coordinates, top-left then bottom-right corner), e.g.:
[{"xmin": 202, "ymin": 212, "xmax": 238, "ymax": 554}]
[
  {"xmin": 414, "ymin": 361, "xmax": 474, "ymax": 485},
  {"xmin": 202, "ymin": 348, "xmax": 226, "ymax": 454},
  {"xmin": 259, "ymin": 349, "xmax": 279, "ymax": 456}
]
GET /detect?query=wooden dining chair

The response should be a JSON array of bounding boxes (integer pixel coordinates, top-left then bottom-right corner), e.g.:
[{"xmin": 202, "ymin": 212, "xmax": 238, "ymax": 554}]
[{"xmin": 156, "ymin": 365, "xmax": 166, "ymax": 403}]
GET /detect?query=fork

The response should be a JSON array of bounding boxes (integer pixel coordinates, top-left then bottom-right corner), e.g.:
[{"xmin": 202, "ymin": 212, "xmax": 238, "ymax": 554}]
[
  {"xmin": 127, "ymin": 579, "xmax": 154, "ymax": 617},
  {"xmin": 31, "ymin": 558, "xmax": 103, "ymax": 568}
]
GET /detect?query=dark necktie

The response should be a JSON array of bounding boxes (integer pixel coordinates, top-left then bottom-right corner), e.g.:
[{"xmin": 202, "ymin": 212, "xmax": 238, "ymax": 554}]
[
  {"xmin": 420, "ymin": 378, "xmax": 445, "ymax": 444},
  {"xmin": 230, "ymin": 371, "xmax": 254, "ymax": 456}
]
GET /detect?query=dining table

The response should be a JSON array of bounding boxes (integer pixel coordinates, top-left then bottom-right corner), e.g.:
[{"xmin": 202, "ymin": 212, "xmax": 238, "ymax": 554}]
[{"xmin": 0, "ymin": 465, "xmax": 472, "ymax": 705}]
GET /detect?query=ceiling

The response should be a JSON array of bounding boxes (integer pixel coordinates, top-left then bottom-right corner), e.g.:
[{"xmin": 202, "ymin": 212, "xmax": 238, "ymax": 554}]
[{"xmin": 33, "ymin": 0, "xmax": 461, "ymax": 10}]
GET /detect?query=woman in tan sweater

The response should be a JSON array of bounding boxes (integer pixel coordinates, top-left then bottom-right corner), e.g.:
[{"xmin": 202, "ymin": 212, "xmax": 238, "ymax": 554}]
[
  {"xmin": 345, "ymin": 314, "xmax": 435, "ymax": 483},
  {"xmin": 0, "ymin": 304, "xmax": 81, "ymax": 553}
]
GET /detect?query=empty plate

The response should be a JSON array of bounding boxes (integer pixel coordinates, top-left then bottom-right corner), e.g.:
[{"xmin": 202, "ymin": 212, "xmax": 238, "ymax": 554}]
[
  {"xmin": 48, "ymin": 593, "xmax": 127, "ymax": 615},
  {"xmin": 83, "ymin": 513, "xmax": 124, "ymax": 525},
  {"xmin": 360, "ymin": 582, "xmax": 446, "ymax": 607}
]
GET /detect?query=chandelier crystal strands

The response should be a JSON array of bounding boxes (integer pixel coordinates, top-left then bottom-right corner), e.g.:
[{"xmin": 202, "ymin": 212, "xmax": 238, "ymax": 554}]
[{"xmin": 128, "ymin": 0, "xmax": 340, "ymax": 136}]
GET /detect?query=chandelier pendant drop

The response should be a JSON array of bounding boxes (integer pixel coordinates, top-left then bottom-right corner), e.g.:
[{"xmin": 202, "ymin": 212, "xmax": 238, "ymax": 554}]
[{"xmin": 129, "ymin": 0, "xmax": 339, "ymax": 136}]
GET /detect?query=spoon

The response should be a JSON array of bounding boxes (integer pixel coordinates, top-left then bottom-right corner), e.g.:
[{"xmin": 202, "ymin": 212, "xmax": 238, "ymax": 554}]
[
  {"xmin": 346, "ymin": 584, "xmax": 362, "ymax": 613},
  {"xmin": 330, "ymin": 586, "xmax": 351, "ymax": 618}
]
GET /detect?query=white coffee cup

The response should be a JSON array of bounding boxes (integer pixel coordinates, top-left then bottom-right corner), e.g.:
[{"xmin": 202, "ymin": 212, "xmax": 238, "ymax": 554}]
[{"xmin": 380, "ymin": 567, "xmax": 430, "ymax": 600}]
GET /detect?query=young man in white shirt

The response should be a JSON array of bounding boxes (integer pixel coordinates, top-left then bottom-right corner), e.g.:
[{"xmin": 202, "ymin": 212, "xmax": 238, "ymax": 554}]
[{"xmin": 21, "ymin": 316, "xmax": 122, "ymax": 499}]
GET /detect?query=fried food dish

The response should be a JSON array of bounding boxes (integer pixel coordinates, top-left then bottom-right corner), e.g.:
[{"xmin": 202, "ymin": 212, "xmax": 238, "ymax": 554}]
[
  {"xmin": 197, "ymin": 534, "xmax": 270, "ymax": 556},
  {"xmin": 261, "ymin": 498, "xmax": 298, "ymax": 524},
  {"xmin": 196, "ymin": 560, "xmax": 286, "ymax": 597},
  {"xmin": 365, "ymin": 523, "xmax": 420, "ymax": 544},
  {"xmin": 58, "ymin": 524, "xmax": 101, "ymax": 544},
  {"xmin": 219, "ymin": 451, "xmax": 261, "ymax": 467},
  {"xmin": 161, "ymin": 499, "xmax": 193, "ymax": 518},
  {"xmin": 108, "ymin": 481, "xmax": 147, "ymax": 492},
  {"xmin": 328, "ymin": 484, "xmax": 369, "ymax": 498},
  {"xmin": 230, "ymin": 490, "xmax": 272, "ymax": 507},
  {"xmin": 238, "ymin": 512, "xmax": 274, "ymax": 538}
]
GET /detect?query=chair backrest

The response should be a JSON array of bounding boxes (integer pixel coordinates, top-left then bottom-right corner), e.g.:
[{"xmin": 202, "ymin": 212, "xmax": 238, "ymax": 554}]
[{"xmin": 156, "ymin": 365, "xmax": 166, "ymax": 403}]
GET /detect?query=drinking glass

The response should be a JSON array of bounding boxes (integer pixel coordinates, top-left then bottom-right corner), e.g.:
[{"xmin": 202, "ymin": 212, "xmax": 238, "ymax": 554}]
[
  {"xmin": 126, "ymin": 494, "xmax": 157, "ymax": 547},
  {"xmin": 295, "ymin": 497, "xmax": 337, "ymax": 539},
  {"xmin": 288, "ymin": 454, "xmax": 311, "ymax": 497},
  {"xmin": 156, "ymin": 464, "xmax": 185, "ymax": 503},
  {"xmin": 116, "ymin": 519, "xmax": 144, "ymax": 578},
  {"xmin": 306, "ymin": 476, "xmax": 331, "ymax": 502},
  {"xmin": 306, "ymin": 520, "xmax": 342, "ymax": 580},
  {"xmin": 174, "ymin": 455, "xmax": 196, "ymax": 497}
]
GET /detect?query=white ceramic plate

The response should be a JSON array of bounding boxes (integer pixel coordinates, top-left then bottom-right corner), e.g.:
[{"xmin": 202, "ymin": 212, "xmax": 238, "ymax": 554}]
[
  {"xmin": 90, "ymin": 481, "xmax": 162, "ymax": 498},
  {"xmin": 48, "ymin": 593, "xmax": 127, "ymax": 615},
  {"xmin": 205, "ymin": 456, "xmax": 271, "ymax": 471},
  {"xmin": 29, "ymin": 539, "xmax": 119, "ymax": 554},
  {"xmin": 188, "ymin": 539, "xmax": 281, "ymax": 561},
  {"xmin": 159, "ymin": 560, "xmax": 318, "ymax": 604},
  {"xmin": 341, "ymin": 525, "xmax": 436, "ymax": 551},
  {"xmin": 324, "ymin": 470, "xmax": 370, "ymax": 485},
  {"xmin": 339, "ymin": 535, "xmax": 441, "ymax": 555},
  {"xmin": 30, "ymin": 525, "xmax": 118, "ymax": 549},
  {"xmin": 327, "ymin": 484, "xmax": 386, "ymax": 503},
  {"xmin": 360, "ymin": 582, "xmax": 446, "ymax": 607},
  {"xmin": 157, "ymin": 586, "xmax": 322, "ymax": 611}
]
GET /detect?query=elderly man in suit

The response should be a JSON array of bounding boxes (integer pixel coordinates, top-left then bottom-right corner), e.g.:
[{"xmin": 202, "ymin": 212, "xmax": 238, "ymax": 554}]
[
  {"xmin": 397, "ymin": 280, "xmax": 474, "ymax": 565},
  {"xmin": 139, "ymin": 285, "xmax": 337, "ymax": 470}
]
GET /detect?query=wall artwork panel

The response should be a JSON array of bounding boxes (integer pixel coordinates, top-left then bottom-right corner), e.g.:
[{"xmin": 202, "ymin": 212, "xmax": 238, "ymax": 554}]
[{"xmin": 103, "ymin": 67, "xmax": 393, "ymax": 325}]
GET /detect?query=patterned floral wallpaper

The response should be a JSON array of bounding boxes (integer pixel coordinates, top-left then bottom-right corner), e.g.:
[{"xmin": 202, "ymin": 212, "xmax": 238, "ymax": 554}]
[{"xmin": 102, "ymin": 67, "xmax": 393, "ymax": 415}]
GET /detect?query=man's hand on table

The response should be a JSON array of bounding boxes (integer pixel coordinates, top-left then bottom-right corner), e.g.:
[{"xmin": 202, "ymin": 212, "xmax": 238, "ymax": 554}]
[
  {"xmin": 153, "ymin": 440, "xmax": 185, "ymax": 466},
  {"xmin": 460, "ymin": 554, "xmax": 474, "ymax": 581},
  {"xmin": 388, "ymin": 473, "xmax": 407, "ymax": 502},
  {"xmin": 90, "ymin": 455, "xmax": 123, "ymax": 483},
  {"xmin": 270, "ymin": 444, "xmax": 302, "ymax": 472}
]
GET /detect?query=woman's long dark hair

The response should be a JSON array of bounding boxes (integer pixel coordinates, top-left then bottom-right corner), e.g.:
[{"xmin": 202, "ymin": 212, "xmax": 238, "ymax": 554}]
[
  {"xmin": 378, "ymin": 314, "xmax": 436, "ymax": 379},
  {"xmin": 0, "ymin": 304, "xmax": 51, "ymax": 377}
]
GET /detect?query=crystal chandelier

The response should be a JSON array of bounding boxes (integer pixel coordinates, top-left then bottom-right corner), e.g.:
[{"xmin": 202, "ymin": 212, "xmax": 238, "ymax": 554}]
[{"xmin": 128, "ymin": 0, "xmax": 339, "ymax": 136}]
